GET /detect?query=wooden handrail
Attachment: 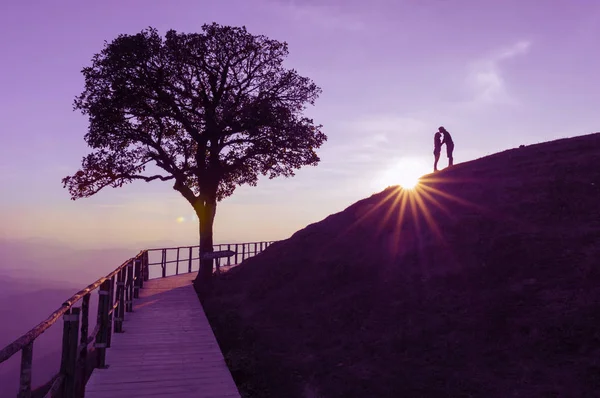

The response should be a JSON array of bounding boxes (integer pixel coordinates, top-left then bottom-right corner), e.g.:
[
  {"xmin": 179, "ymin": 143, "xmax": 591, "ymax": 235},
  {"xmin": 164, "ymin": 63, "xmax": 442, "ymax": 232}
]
[
  {"xmin": 0, "ymin": 257, "xmax": 134, "ymax": 364},
  {"xmin": 143, "ymin": 241, "xmax": 273, "ymax": 251},
  {"xmin": 144, "ymin": 241, "xmax": 277, "ymax": 279},
  {"xmin": 0, "ymin": 240, "xmax": 278, "ymax": 397},
  {"xmin": 43, "ymin": 374, "xmax": 64, "ymax": 398}
]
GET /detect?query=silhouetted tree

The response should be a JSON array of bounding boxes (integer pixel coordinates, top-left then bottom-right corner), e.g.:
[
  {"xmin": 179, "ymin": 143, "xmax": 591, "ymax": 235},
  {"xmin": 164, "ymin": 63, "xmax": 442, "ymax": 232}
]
[{"xmin": 63, "ymin": 24, "xmax": 326, "ymax": 292}]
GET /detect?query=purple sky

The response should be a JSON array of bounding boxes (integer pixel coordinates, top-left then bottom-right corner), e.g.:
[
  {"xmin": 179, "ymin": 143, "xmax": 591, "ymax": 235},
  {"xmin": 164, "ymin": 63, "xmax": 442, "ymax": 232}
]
[{"xmin": 1, "ymin": 0, "xmax": 599, "ymax": 249}]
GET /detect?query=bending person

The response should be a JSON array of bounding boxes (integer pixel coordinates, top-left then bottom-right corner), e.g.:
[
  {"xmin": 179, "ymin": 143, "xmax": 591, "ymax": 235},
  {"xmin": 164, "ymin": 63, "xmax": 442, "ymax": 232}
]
[{"xmin": 439, "ymin": 126, "xmax": 454, "ymax": 167}]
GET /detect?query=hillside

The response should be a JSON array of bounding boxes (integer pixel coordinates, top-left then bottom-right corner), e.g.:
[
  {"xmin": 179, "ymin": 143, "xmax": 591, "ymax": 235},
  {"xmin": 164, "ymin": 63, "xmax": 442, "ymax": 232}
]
[{"xmin": 203, "ymin": 133, "xmax": 600, "ymax": 398}]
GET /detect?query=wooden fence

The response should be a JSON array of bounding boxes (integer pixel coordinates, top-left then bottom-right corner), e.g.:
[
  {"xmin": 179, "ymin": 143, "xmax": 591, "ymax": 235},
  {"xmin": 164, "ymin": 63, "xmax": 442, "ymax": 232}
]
[
  {"xmin": 148, "ymin": 241, "xmax": 276, "ymax": 278},
  {"xmin": 0, "ymin": 241, "xmax": 275, "ymax": 398}
]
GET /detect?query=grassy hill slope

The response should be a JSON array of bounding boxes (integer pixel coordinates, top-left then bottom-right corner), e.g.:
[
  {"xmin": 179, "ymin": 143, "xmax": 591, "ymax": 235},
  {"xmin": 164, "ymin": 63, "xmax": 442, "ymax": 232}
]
[{"xmin": 204, "ymin": 133, "xmax": 600, "ymax": 397}]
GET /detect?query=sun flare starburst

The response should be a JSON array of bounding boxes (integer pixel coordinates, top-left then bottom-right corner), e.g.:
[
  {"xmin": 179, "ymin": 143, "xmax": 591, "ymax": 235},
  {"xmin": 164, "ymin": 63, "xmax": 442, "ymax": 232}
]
[{"xmin": 317, "ymin": 169, "xmax": 486, "ymax": 281}]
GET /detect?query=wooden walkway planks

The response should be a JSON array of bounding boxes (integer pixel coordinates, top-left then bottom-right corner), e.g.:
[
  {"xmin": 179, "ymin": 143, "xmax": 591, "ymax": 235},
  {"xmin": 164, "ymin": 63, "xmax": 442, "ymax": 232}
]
[{"xmin": 85, "ymin": 273, "xmax": 240, "ymax": 398}]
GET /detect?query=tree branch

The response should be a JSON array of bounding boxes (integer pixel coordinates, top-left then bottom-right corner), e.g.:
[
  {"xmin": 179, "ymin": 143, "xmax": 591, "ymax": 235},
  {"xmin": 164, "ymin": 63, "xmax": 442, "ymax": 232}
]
[{"xmin": 129, "ymin": 174, "xmax": 175, "ymax": 182}]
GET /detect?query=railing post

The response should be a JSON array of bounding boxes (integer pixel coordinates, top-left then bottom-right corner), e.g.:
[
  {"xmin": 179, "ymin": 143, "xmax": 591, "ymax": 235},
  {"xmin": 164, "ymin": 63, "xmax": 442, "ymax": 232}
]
[
  {"xmin": 114, "ymin": 271, "xmax": 124, "ymax": 333},
  {"xmin": 126, "ymin": 262, "xmax": 134, "ymax": 312},
  {"xmin": 134, "ymin": 258, "xmax": 141, "ymax": 299},
  {"xmin": 227, "ymin": 244, "xmax": 231, "ymax": 266},
  {"xmin": 61, "ymin": 307, "xmax": 80, "ymax": 398},
  {"xmin": 175, "ymin": 248, "xmax": 180, "ymax": 275},
  {"xmin": 234, "ymin": 244, "xmax": 238, "ymax": 265},
  {"xmin": 17, "ymin": 342, "xmax": 33, "ymax": 398},
  {"xmin": 242, "ymin": 244, "xmax": 245, "ymax": 262},
  {"xmin": 107, "ymin": 276, "xmax": 115, "ymax": 348},
  {"xmin": 161, "ymin": 249, "xmax": 167, "ymax": 278},
  {"xmin": 118, "ymin": 269, "xmax": 126, "ymax": 330},
  {"xmin": 143, "ymin": 251, "xmax": 150, "ymax": 281},
  {"xmin": 216, "ymin": 258, "xmax": 221, "ymax": 275},
  {"xmin": 75, "ymin": 293, "xmax": 90, "ymax": 396},
  {"xmin": 138, "ymin": 254, "xmax": 144, "ymax": 289},
  {"xmin": 95, "ymin": 280, "xmax": 110, "ymax": 368},
  {"xmin": 254, "ymin": 242, "xmax": 257, "ymax": 256},
  {"xmin": 188, "ymin": 247, "xmax": 193, "ymax": 273}
]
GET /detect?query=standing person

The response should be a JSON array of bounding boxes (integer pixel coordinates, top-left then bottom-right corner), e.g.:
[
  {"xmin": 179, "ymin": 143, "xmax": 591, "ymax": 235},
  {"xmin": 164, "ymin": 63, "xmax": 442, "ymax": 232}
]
[
  {"xmin": 433, "ymin": 131, "xmax": 442, "ymax": 172},
  {"xmin": 439, "ymin": 126, "xmax": 454, "ymax": 167}
]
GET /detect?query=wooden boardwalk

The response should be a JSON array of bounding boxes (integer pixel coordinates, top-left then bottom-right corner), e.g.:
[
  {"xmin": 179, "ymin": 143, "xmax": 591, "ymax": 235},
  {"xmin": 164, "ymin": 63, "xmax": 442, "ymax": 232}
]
[{"xmin": 85, "ymin": 273, "xmax": 240, "ymax": 398}]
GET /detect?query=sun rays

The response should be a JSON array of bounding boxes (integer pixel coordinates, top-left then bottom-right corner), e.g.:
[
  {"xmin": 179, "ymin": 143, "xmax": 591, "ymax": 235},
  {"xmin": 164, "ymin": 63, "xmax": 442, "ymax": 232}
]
[
  {"xmin": 310, "ymin": 167, "xmax": 488, "ymax": 276},
  {"xmin": 331, "ymin": 173, "xmax": 484, "ymax": 263}
]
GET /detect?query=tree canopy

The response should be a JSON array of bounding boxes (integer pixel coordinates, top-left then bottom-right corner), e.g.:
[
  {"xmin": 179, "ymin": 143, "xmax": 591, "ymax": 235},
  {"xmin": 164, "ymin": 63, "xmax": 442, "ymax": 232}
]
[
  {"xmin": 63, "ymin": 23, "xmax": 326, "ymax": 207},
  {"xmin": 64, "ymin": 23, "xmax": 326, "ymax": 289}
]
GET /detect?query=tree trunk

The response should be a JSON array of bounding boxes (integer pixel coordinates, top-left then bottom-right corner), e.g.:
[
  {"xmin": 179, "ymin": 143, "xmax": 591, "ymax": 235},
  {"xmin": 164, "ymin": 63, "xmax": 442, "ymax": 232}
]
[{"xmin": 193, "ymin": 198, "xmax": 217, "ymax": 297}]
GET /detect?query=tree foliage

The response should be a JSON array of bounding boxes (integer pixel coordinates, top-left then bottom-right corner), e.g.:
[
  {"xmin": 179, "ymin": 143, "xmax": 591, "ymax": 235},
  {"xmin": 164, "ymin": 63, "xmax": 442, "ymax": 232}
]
[
  {"xmin": 64, "ymin": 23, "xmax": 326, "ymax": 289},
  {"xmin": 63, "ymin": 23, "xmax": 326, "ymax": 208}
]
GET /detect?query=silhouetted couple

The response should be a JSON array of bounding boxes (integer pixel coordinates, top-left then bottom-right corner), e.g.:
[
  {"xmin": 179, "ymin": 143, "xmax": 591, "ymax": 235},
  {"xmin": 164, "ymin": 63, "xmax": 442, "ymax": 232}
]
[{"xmin": 433, "ymin": 126, "xmax": 454, "ymax": 172}]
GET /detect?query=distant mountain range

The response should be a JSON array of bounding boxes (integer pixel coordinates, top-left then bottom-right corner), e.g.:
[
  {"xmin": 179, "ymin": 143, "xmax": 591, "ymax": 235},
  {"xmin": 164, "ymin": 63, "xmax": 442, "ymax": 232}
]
[{"xmin": 0, "ymin": 238, "xmax": 135, "ymax": 396}]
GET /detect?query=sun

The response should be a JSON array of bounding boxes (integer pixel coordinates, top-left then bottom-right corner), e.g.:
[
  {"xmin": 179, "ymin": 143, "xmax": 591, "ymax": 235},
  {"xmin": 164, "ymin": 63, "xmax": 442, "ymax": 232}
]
[
  {"xmin": 375, "ymin": 157, "xmax": 430, "ymax": 190},
  {"xmin": 397, "ymin": 174, "xmax": 420, "ymax": 189}
]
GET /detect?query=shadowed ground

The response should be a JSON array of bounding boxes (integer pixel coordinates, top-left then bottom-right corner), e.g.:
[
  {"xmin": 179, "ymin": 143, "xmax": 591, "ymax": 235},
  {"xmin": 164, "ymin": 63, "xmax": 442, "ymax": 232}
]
[{"xmin": 204, "ymin": 133, "xmax": 600, "ymax": 397}]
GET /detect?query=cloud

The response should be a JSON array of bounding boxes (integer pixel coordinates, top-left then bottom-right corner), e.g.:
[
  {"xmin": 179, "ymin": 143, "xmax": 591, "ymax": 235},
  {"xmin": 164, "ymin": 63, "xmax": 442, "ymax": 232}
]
[
  {"xmin": 268, "ymin": 1, "xmax": 365, "ymax": 31},
  {"xmin": 496, "ymin": 40, "xmax": 532, "ymax": 60},
  {"xmin": 467, "ymin": 40, "xmax": 532, "ymax": 105}
]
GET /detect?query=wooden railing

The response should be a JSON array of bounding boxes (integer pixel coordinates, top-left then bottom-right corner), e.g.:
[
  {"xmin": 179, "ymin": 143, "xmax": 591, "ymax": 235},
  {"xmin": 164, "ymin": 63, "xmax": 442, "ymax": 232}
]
[
  {"xmin": 0, "ymin": 240, "xmax": 275, "ymax": 398},
  {"xmin": 148, "ymin": 241, "xmax": 277, "ymax": 278}
]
